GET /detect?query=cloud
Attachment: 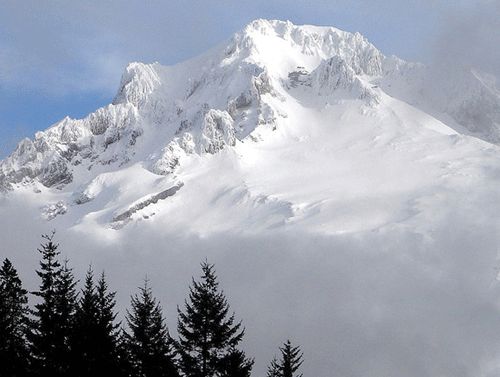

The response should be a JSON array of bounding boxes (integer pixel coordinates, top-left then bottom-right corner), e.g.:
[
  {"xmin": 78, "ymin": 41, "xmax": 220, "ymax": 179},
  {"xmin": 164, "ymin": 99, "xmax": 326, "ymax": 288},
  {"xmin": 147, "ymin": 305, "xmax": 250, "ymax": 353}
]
[
  {"xmin": 2, "ymin": 196, "xmax": 500, "ymax": 377},
  {"xmin": 429, "ymin": 1, "xmax": 500, "ymax": 78}
]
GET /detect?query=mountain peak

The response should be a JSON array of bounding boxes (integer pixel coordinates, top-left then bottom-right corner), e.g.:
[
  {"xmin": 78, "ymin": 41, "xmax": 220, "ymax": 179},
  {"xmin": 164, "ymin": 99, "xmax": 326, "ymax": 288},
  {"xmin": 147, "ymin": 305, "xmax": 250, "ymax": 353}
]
[
  {"xmin": 1, "ymin": 19, "xmax": 499, "ymax": 198},
  {"xmin": 227, "ymin": 19, "xmax": 384, "ymax": 79},
  {"xmin": 242, "ymin": 18, "xmax": 343, "ymax": 38},
  {"xmin": 113, "ymin": 62, "xmax": 162, "ymax": 107}
]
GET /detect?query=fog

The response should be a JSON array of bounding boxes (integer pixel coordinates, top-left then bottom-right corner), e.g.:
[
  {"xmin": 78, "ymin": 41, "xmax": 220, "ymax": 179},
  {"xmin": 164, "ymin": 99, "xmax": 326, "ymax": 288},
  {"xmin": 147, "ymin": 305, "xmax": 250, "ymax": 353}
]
[
  {"xmin": 2, "ymin": 197, "xmax": 500, "ymax": 377},
  {"xmin": 429, "ymin": 1, "xmax": 500, "ymax": 79}
]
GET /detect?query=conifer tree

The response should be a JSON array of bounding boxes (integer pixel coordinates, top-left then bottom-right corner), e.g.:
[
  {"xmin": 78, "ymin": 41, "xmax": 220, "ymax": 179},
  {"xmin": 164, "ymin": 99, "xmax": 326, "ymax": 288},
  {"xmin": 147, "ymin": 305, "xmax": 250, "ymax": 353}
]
[
  {"xmin": 125, "ymin": 279, "xmax": 179, "ymax": 377},
  {"xmin": 266, "ymin": 356, "xmax": 281, "ymax": 377},
  {"xmin": 217, "ymin": 348, "xmax": 254, "ymax": 377},
  {"xmin": 30, "ymin": 232, "xmax": 62, "ymax": 375},
  {"xmin": 70, "ymin": 268, "xmax": 121, "ymax": 376},
  {"xmin": 30, "ymin": 232, "xmax": 76, "ymax": 377},
  {"xmin": 0, "ymin": 258, "xmax": 30, "ymax": 376},
  {"xmin": 70, "ymin": 267, "xmax": 100, "ymax": 376},
  {"xmin": 176, "ymin": 260, "xmax": 250, "ymax": 377},
  {"xmin": 95, "ymin": 271, "xmax": 121, "ymax": 374},
  {"xmin": 116, "ymin": 330, "xmax": 134, "ymax": 377},
  {"xmin": 55, "ymin": 260, "xmax": 77, "ymax": 367},
  {"xmin": 277, "ymin": 340, "xmax": 303, "ymax": 377}
]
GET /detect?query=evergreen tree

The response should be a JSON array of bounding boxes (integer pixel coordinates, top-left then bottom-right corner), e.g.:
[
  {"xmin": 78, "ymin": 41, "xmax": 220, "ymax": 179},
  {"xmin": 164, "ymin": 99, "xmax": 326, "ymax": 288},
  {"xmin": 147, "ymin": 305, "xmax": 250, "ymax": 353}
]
[
  {"xmin": 279, "ymin": 340, "xmax": 303, "ymax": 377},
  {"xmin": 125, "ymin": 279, "xmax": 179, "ymax": 377},
  {"xmin": 116, "ymin": 330, "xmax": 134, "ymax": 377},
  {"xmin": 266, "ymin": 356, "xmax": 281, "ymax": 377},
  {"xmin": 116, "ymin": 329, "xmax": 137, "ymax": 377},
  {"xmin": 0, "ymin": 258, "xmax": 30, "ymax": 376},
  {"xmin": 30, "ymin": 232, "xmax": 77, "ymax": 377},
  {"xmin": 30, "ymin": 232, "xmax": 62, "ymax": 376},
  {"xmin": 176, "ymin": 260, "xmax": 249, "ymax": 377},
  {"xmin": 70, "ymin": 267, "xmax": 99, "ymax": 376},
  {"xmin": 95, "ymin": 271, "xmax": 121, "ymax": 374},
  {"xmin": 70, "ymin": 268, "xmax": 121, "ymax": 376},
  {"xmin": 217, "ymin": 348, "xmax": 253, "ymax": 377},
  {"xmin": 54, "ymin": 260, "xmax": 77, "ymax": 369}
]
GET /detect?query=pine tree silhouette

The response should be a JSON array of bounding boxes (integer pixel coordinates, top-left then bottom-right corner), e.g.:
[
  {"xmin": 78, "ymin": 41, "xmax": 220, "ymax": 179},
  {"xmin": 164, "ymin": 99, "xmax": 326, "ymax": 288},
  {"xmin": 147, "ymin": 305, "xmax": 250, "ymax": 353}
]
[
  {"xmin": 217, "ymin": 348, "xmax": 254, "ymax": 377},
  {"xmin": 70, "ymin": 267, "xmax": 121, "ymax": 376},
  {"xmin": 279, "ymin": 340, "xmax": 303, "ymax": 377},
  {"xmin": 30, "ymin": 232, "xmax": 76, "ymax": 377},
  {"xmin": 266, "ymin": 356, "xmax": 281, "ymax": 377},
  {"xmin": 55, "ymin": 259, "xmax": 77, "ymax": 371},
  {"xmin": 70, "ymin": 266, "xmax": 99, "ymax": 376},
  {"xmin": 115, "ymin": 330, "xmax": 134, "ymax": 377},
  {"xmin": 175, "ymin": 260, "xmax": 251, "ymax": 377},
  {"xmin": 95, "ymin": 271, "xmax": 121, "ymax": 374},
  {"xmin": 0, "ymin": 258, "xmax": 30, "ymax": 376},
  {"xmin": 125, "ymin": 279, "xmax": 179, "ymax": 377}
]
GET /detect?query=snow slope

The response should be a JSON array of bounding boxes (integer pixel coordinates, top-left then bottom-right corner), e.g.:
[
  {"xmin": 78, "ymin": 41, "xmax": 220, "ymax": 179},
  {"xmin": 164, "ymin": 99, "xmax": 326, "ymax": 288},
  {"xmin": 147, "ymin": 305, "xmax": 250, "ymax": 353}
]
[{"xmin": 1, "ymin": 19, "xmax": 500, "ymax": 377}]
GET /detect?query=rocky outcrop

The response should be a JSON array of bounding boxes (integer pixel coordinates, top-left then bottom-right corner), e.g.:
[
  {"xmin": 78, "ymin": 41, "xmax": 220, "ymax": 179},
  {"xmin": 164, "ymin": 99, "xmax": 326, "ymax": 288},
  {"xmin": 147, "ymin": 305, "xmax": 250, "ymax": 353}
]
[{"xmin": 111, "ymin": 182, "xmax": 183, "ymax": 227}]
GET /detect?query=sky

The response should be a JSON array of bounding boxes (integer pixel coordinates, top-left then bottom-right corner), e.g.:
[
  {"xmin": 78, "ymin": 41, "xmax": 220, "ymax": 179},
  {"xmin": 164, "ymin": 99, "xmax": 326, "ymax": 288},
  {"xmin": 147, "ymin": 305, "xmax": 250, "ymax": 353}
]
[{"xmin": 0, "ymin": 0, "xmax": 498, "ymax": 157}]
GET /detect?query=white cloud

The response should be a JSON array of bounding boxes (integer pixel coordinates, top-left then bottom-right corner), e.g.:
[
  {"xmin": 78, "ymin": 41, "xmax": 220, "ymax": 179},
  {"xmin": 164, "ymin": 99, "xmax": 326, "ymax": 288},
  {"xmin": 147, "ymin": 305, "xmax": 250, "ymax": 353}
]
[
  {"xmin": 1, "ymin": 197, "xmax": 500, "ymax": 377},
  {"xmin": 429, "ymin": 1, "xmax": 500, "ymax": 78}
]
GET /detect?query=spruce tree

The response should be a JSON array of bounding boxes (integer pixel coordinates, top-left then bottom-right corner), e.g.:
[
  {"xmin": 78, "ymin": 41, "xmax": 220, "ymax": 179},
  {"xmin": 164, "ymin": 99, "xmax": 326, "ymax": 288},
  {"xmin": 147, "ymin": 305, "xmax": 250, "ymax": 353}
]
[
  {"xmin": 266, "ymin": 356, "xmax": 281, "ymax": 377},
  {"xmin": 70, "ymin": 267, "xmax": 99, "ymax": 376},
  {"xmin": 95, "ymin": 271, "xmax": 121, "ymax": 374},
  {"xmin": 30, "ymin": 232, "xmax": 62, "ymax": 376},
  {"xmin": 116, "ymin": 330, "xmax": 134, "ymax": 377},
  {"xmin": 217, "ymin": 348, "xmax": 254, "ymax": 377},
  {"xmin": 279, "ymin": 340, "xmax": 303, "ymax": 377},
  {"xmin": 30, "ymin": 232, "xmax": 76, "ymax": 377},
  {"xmin": 176, "ymin": 260, "xmax": 250, "ymax": 377},
  {"xmin": 0, "ymin": 258, "xmax": 30, "ymax": 376},
  {"xmin": 55, "ymin": 260, "xmax": 77, "ymax": 370},
  {"xmin": 70, "ymin": 268, "xmax": 120, "ymax": 376},
  {"xmin": 125, "ymin": 279, "xmax": 179, "ymax": 377}
]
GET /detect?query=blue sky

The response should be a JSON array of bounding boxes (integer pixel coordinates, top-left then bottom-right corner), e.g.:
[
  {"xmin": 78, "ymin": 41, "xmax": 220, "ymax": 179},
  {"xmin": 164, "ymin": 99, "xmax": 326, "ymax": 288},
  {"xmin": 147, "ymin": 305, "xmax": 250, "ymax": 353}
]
[{"xmin": 0, "ymin": 0, "xmax": 497, "ymax": 158}]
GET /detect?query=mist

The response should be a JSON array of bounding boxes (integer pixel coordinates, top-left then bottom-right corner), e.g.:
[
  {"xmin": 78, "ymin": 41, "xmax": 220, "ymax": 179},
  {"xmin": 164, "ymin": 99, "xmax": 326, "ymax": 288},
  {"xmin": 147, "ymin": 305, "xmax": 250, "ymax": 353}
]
[
  {"xmin": 429, "ymin": 1, "xmax": 500, "ymax": 79},
  {"xmin": 2, "ymin": 196, "xmax": 500, "ymax": 377}
]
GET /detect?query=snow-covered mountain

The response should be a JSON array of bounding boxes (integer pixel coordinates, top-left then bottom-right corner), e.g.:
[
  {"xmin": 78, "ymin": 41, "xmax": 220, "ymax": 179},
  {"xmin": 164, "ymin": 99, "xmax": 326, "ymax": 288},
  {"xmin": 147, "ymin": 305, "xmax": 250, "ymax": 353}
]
[
  {"xmin": 2, "ymin": 19, "xmax": 500, "ymax": 377},
  {"xmin": 1, "ymin": 20, "xmax": 498, "ymax": 189}
]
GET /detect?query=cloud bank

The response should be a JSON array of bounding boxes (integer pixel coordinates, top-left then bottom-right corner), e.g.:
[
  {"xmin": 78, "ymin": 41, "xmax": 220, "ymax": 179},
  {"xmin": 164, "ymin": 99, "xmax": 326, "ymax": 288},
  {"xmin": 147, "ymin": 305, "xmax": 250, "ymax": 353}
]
[
  {"xmin": 1, "ymin": 196, "xmax": 500, "ymax": 377},
  {"xmin": 430, "ymin": 1, "xmax": 500, "ymax": 78}
]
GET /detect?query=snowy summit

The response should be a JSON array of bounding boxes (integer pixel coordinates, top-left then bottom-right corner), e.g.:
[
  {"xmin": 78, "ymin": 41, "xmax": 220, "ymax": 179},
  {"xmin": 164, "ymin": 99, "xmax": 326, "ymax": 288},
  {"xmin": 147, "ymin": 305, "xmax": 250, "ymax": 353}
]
[{"xmin": 1, "ymin": 19, "xmax": 499, "ymax": 234}]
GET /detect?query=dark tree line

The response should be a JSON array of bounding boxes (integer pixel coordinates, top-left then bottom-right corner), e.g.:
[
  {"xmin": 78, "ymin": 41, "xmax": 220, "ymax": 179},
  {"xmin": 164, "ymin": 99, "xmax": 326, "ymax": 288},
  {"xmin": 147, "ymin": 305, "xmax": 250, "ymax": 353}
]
[{"xmin": 0, "ymin": 233, "xmax": 303, "ymax": 377}]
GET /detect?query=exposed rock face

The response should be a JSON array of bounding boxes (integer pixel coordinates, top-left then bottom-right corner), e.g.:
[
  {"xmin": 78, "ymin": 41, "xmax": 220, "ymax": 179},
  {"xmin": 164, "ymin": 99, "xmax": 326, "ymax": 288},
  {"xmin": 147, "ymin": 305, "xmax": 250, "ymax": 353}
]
[
  {"xmin": 0, "ymin": 102, "xmax": 139, "ymax": 191},
  {"xmin": 1, "ymin": 19, "xmax": 499, "ymax": 193},
  {"xmin": 41, "ymin": 201, "xmax": 68, "ymax": 220},
  {"xmin": 112, "ymin": 182, "xmax": 184, "ymax": 224}
]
